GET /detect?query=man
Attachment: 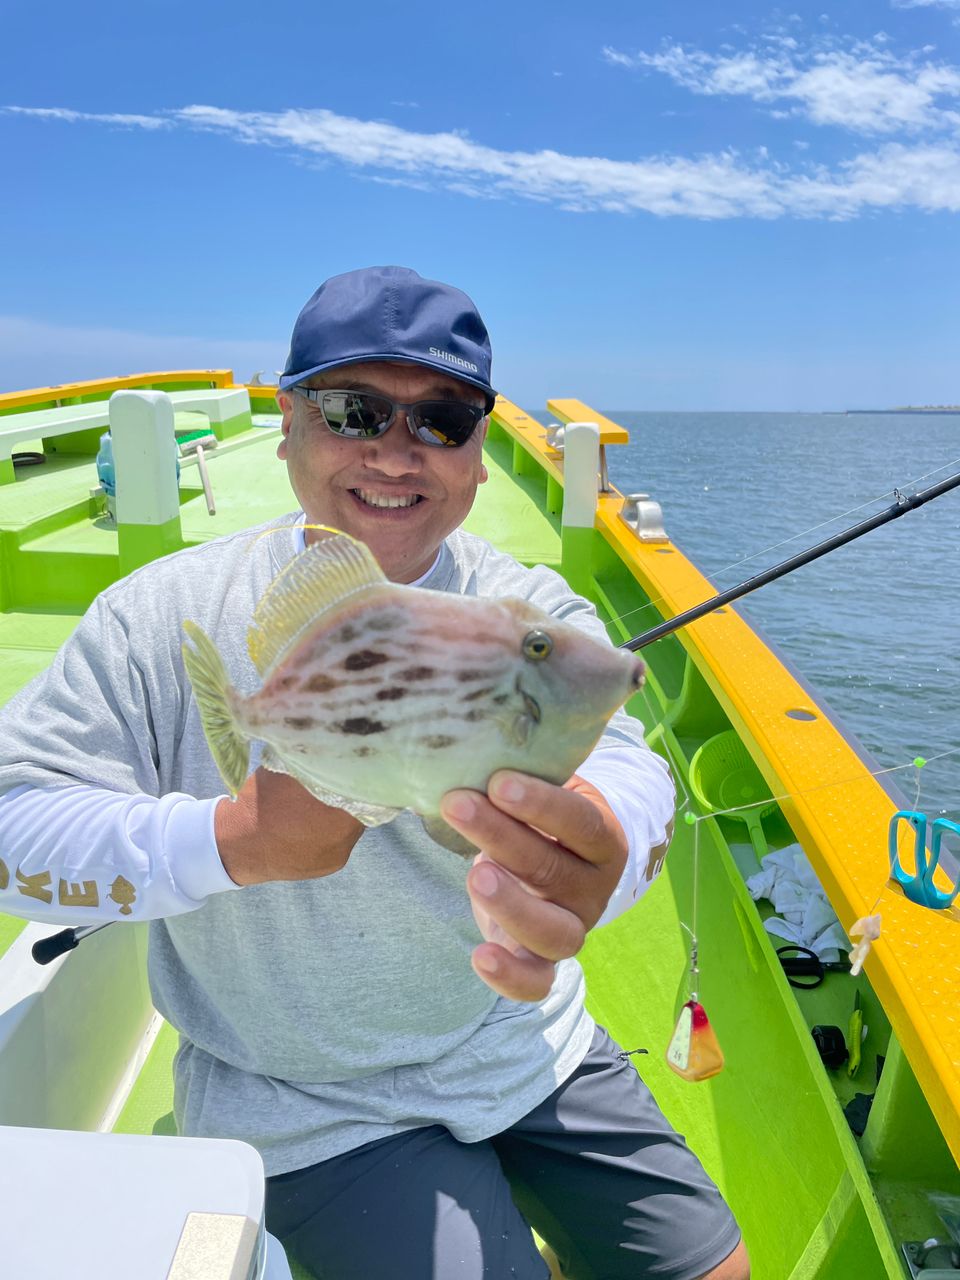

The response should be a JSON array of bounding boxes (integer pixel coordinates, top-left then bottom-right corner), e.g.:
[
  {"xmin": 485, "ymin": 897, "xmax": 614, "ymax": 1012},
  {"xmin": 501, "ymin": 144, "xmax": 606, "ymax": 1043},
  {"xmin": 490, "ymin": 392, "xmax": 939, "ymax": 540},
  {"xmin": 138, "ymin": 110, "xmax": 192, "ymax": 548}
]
[{"xmin": 0, "ymin": 267, "xmax": 748, "ymax": 1279}]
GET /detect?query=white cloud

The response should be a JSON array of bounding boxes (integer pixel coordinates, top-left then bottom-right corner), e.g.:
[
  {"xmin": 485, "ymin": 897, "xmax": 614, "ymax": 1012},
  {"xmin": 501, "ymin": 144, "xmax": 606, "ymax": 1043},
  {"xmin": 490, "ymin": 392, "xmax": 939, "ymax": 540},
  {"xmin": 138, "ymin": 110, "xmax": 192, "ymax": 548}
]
[
  {"xmin": 892, "ymin": 0, "xmax": 960, "ymax": 8},
  {"xmin": 601, "ymin": 47, "xmax": 635, "ymax": 69},
  {"xmin": 6, "ymin": 102, "xmax": 960, "ymax": 220},
  {"xmin": 4, "ymin": 105, "xmax": 170, "ymax": 130},
  {"xmin": 603, "ymin": 34, "xmax": 960, "ymax": 134}
]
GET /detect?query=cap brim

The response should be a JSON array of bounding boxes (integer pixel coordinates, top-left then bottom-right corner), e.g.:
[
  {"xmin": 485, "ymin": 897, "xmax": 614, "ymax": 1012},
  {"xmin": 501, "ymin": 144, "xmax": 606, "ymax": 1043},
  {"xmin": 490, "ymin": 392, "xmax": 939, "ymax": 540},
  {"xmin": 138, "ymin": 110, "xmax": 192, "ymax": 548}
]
[{"xmin": 279, "ymin": 353, "xmax": 497, "ymax": 414}]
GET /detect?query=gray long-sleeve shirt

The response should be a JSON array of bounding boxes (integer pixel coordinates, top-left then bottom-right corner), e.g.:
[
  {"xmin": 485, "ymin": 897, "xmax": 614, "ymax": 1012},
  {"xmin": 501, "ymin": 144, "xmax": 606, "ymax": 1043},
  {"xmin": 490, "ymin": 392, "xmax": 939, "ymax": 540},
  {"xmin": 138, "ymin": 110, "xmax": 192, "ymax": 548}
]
[{"xmin": 0, "ymin": 515, "xmax": 672, "ymax": 1174}]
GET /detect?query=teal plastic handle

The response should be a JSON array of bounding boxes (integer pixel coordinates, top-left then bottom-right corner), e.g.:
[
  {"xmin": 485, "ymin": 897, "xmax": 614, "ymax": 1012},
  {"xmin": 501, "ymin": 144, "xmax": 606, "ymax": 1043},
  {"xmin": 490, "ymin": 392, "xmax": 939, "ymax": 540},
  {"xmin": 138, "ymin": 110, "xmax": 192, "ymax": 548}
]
[
  {"xmin": 889, "ymin": 810, "xmax": 927, "ymax": 898},
  {"xmin": 889, "ymin": 810, "xmax": 959, "ymax": 910},
  {"xmin": 930, "ymin": 819, "xmax": 960, "ymax": 908}
]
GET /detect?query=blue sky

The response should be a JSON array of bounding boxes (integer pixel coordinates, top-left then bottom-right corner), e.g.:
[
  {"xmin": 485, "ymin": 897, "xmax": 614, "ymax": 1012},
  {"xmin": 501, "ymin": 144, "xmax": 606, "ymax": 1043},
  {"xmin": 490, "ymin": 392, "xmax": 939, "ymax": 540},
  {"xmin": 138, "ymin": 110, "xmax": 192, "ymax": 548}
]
[{"xmin": 3, "ymin": 0, "xmax": 959, "ymax": 410}]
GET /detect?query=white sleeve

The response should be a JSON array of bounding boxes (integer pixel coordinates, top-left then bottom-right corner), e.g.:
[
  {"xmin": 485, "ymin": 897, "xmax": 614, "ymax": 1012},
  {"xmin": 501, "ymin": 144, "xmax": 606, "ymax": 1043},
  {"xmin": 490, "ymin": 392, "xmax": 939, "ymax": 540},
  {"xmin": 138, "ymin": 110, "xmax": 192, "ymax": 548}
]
[
  {"xmin": 0, "ymin": 784, "xmax": 239, "ymax": 925},
  {"xmin": 574, "ymin": 744, "xmax": 675, "ymax": 929}
]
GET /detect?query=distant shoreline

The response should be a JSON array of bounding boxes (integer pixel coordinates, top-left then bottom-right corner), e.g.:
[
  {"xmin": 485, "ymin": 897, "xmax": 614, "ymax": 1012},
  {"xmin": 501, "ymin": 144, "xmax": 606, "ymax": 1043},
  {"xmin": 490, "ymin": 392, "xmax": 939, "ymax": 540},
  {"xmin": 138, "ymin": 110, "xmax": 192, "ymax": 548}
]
[{"xmin": 845, "ymin": 407, "xmax": 960, "ymax": 415}]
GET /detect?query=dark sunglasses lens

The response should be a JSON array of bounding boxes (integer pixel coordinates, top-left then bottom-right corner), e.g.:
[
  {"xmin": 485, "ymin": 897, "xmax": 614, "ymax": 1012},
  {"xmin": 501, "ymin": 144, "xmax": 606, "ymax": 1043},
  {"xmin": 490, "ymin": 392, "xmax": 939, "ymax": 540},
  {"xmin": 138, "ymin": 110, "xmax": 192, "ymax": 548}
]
[
  {"xmin": 411, "ymin": 402, "xmax": 482, "ymax": 448},
  {"xmin": 321, "ymin": 391, "xmax": 392, "ymax": 438}
]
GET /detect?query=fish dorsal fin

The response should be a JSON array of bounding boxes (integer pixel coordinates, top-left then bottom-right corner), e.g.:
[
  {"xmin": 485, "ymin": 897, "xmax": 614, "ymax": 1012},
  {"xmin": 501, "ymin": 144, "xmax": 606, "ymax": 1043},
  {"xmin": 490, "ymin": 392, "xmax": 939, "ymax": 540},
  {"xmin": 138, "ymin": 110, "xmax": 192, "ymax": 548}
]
[{"xmin": 247, "ymin": 529, "xmax": 387, "ymax": 677}]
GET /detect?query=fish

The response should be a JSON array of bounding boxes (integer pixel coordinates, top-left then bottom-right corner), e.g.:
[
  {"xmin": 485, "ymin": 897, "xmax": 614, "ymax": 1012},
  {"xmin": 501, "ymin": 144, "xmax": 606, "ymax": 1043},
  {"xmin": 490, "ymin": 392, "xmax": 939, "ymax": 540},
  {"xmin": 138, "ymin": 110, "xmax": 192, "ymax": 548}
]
[{"xmin": 181, "ymin": 528, "xmax": 645, "ymax": 856}]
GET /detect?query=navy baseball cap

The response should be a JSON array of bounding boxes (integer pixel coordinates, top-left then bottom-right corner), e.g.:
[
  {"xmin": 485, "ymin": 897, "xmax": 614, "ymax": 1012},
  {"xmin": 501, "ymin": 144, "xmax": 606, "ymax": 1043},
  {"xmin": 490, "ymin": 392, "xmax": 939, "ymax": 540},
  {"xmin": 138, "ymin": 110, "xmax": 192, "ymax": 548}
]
[{"xmin": 280, "ymin": 266, "xmax": 497, "ymax": 412}]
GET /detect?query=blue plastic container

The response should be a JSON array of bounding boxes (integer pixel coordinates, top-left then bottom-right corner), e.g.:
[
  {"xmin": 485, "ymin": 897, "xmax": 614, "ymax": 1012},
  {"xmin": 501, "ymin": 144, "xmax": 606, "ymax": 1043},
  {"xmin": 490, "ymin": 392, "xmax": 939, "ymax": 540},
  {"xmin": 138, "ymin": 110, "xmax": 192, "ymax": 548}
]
[{"xmin": 96, "ymin": 432, "xmax": 116, "ymax": 497}]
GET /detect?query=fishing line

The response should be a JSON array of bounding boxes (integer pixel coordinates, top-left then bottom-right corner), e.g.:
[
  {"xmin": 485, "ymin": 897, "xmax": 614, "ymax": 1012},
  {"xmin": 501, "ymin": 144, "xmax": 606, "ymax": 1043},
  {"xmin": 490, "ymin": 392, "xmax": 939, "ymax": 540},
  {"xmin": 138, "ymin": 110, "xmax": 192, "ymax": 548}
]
[
  {"xmin": 620, "ymin": 466, "xmax": 960, "ymax": 652},
  {"xmin": 603, "ymin": 456, "xmax": 960, "ymax": 639},
  {"xmin": 677, "ymin": 743, "xmax": 960, "ymax": 826},
  {"xmin": 692, "ymin": 453, "xmax": 960, "ymax": 591},
  {"xmin": 673, "ymin": 746, "xmax": 960, "ymax": 970},
  {"xmin": 666, "ymin": 743, "xmax": 960, "ymax": 1056},
  {"xmin": 861, "ymin": 762, "xmax": 926, "ymax": 920}
]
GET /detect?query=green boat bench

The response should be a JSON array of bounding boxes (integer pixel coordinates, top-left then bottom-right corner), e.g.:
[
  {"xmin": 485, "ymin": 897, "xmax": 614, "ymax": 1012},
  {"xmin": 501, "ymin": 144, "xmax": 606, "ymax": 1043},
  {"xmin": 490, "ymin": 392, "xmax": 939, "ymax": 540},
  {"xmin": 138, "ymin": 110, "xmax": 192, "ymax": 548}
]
[{"xmin": 0, "ymin": 388, "xmax": 254, "ymax": 483}]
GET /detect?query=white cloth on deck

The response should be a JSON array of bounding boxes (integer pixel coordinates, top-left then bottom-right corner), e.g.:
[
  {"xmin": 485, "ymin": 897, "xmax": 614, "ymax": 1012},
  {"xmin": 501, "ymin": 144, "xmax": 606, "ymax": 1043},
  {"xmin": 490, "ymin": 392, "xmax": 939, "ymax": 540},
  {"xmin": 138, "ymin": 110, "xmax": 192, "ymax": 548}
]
[{"xmin": 745, "ymin": 845, "xmax": 848, "ymax": 962}]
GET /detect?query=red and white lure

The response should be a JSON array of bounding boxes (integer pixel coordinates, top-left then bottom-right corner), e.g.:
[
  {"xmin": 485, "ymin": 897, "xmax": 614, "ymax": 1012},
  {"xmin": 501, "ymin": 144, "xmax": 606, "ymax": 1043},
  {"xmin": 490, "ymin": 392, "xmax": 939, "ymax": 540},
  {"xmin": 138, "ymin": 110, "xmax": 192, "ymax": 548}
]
[{"xmin": 667, "ymin": 814, "xmax": 724, "ymax": 1082}]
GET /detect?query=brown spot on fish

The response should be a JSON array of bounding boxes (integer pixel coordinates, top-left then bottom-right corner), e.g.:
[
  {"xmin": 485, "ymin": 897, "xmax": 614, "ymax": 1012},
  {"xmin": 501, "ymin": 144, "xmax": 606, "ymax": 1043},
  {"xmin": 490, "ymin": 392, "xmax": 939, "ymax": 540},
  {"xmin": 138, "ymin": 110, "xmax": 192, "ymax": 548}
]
[
  {"xmin": 304, "ymin": 673, "xmax": 339, "ymax": 693},
  {"xmin": 462, "ymin": 686, "xmax": 496, "ymax": 702},
  {"xmin": 336, "ymin": 624, "xmax": 360, "ymax": 644},
  {"xmin": 366, "ymin": 613, "xmax": 404, "ymax": 632},
  {"xmin": 492, "ymin": 693, "xmax": 510, "ymax": 705},
  {"xmin": 376, "ymin": 687, "xmax": 408, "ymax": 701},
  {"xmin": 284, "ymin": 715, "xmax": 316, "ymax": 730},
  {"xmin": 463, "ymin": 708, "xmax": 488, "ymax": 722},
  {"xmin": 457, "ymin": 669, "xmax": 488, "ymax": 682},
  {"xmin": 353, "ymin": 746, "xmax": 374, "ymax": 758},
  {"xmin": 423, "ymin": 734, "xmax": 456, "ymax": 749},
  {"xmin": 275, "ymin": 674, "xmax": 298, "ymax": 691},
  {"xmin": 344, "ymin": 649, "xmax": 390, "ymax": 671},
  {"xmin": 399, "ymin": 665, "xmax": 435, "ymax": 681},
  {"xmin": 335, "ymin": 716, "xmax": 387, "ymax": 735}
]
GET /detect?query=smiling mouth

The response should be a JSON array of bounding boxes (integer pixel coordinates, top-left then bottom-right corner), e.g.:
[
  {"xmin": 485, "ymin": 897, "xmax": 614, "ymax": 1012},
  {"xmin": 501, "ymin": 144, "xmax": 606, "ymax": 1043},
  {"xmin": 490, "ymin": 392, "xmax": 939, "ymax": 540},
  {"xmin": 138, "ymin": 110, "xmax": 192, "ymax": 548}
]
[{"xmin": 351, "ymin": 489, "xmax": 423, "ymax": 509}]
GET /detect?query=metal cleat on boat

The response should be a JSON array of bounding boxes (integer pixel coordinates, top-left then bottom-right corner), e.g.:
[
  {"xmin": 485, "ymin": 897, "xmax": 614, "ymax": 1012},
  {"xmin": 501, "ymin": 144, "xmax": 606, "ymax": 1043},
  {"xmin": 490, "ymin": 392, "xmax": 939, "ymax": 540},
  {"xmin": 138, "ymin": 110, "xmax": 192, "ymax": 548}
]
[
  {"xmin": 903, "ymin": 1193, "xmax": 960, "ymax": 1276},
  {"xmin": 544, "ymin": 423, "xmax": 565, "ymax": 451},
  {"xmin": 901, "ymin": 1238, "xmax": 960, "ymax": 1277},
  {"xmin": 619, "ymin": 493, "xmax": 669, "ymax": 542}
]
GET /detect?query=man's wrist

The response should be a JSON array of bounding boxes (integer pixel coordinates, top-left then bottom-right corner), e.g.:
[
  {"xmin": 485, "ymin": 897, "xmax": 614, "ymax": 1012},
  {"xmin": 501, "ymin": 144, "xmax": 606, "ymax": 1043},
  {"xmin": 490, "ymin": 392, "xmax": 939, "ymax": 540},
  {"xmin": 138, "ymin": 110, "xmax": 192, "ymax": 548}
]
[{"xmin": 214, "ymin": 793, "xmax": 261, "ymax": 887}]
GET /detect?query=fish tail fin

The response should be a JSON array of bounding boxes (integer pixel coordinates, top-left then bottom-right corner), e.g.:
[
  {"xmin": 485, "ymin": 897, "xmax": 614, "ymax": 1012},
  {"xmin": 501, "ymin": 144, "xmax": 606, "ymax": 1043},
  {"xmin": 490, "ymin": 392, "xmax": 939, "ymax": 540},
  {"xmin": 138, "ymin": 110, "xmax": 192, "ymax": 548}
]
[{"xmin": 182, "ymin": 619, "xmax": 250, "ymax": 794}]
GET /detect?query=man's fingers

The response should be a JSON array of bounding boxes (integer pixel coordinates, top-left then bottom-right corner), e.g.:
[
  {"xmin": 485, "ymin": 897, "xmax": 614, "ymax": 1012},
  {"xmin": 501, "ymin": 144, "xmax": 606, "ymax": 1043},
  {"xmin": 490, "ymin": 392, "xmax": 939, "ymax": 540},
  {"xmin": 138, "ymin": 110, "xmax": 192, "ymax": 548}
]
[
  {"xmin": 467, "ymin": 860, "xmax": 586, "ymax": 962},
  {"xmin": 441, "ymin": 773, "xmax": 626, "ymax": 907},
  {"xmin": 442, "ymin": 773, "xmax": 629, "ymax": 974},
  {"xmin": 486, "ymin": 771, "xmax": 615, "ymax": 864},
  {"xmin": 442, "ymin": 789, "xmax": 574, "ymax": 899},
  {"xmin": 471, "ymin": 941, "xmax": 558, "ymax": 1003}
]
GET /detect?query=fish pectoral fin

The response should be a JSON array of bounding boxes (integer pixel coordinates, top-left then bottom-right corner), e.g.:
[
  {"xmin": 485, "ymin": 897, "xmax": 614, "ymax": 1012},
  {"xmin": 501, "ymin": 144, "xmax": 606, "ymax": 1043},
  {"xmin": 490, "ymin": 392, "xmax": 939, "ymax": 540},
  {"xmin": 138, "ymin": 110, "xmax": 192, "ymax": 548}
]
[
  {"xmin": 421, "ymin": 815, "xmax": 479, "ymax": 860},
  {"xmin": 261, "ymin": 746, "xmax": 402, "ymax": 827},
  {"xmin": 504, "ymin": 680, "xmax": 541, "ymax": 747},
  {"xmin": 247, "ymin": 529, "xmax": 388, "ymax": 677},
  {"xmin": 507, "ymin": 710, "xmax": 536, "ymax": 747}
]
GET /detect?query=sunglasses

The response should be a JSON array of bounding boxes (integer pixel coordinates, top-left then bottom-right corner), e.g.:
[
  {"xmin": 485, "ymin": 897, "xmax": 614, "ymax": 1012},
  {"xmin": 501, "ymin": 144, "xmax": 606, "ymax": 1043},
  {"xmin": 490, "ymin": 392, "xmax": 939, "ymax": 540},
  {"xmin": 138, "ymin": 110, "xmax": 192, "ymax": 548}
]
[{"xmin": 293, "ymin": 387, "xmax": 486, "ymax": 448}]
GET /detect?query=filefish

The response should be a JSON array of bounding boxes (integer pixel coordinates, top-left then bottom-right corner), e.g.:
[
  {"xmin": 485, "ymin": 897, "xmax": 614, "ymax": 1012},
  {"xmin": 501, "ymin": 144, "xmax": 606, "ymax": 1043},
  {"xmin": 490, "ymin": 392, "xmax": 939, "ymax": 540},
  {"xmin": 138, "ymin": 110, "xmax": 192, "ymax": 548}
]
[{"xmin": 182, "ymin": 529, "xmax": 645, "ymax": 855}]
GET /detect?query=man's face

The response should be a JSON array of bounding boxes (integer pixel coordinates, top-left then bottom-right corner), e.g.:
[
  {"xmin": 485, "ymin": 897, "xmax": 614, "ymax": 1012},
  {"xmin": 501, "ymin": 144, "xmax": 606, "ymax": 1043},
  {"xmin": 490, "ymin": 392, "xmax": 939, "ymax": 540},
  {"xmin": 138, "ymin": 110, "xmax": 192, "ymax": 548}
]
[{"xmin": 277, "ymin": 361, "xmax": 488, "ymax": 583}]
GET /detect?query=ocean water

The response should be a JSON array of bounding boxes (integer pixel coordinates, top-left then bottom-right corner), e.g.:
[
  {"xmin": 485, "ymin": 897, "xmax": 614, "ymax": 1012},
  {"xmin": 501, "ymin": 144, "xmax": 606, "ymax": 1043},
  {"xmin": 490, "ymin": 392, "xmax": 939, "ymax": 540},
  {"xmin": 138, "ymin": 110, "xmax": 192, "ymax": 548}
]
[{"xmin": 595, "ymin": 411, "xmax": 960, "ymax": 822}]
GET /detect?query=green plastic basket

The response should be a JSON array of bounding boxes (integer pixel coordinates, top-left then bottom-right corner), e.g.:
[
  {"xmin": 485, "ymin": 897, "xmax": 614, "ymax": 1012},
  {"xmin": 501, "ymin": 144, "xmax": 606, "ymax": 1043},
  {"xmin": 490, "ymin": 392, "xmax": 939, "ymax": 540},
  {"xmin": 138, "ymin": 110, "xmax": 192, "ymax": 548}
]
[{"xmin": 688, "ymin": 730, "xmax": 776, "ymax": 858}]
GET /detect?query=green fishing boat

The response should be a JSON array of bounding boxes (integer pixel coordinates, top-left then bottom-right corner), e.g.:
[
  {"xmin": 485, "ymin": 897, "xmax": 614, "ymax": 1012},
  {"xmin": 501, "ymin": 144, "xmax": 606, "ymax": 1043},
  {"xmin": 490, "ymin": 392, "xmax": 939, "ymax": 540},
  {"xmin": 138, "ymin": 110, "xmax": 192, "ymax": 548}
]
[{"xmin": 0, "ymin": 372, "xmax": 957, "ymax": 1278}]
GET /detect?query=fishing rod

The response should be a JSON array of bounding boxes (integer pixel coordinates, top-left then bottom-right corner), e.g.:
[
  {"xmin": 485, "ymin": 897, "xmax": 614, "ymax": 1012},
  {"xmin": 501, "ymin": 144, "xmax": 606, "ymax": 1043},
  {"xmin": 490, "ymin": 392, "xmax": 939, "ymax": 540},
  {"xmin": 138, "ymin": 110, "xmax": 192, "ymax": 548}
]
[
  {"xmin": 31, "ymin": 922, "xmax": 112, "ymax": 965},
  {"xmin": 621, "ymin": 468, "xmax": 960, "ymax": 652},
  {"xmin": 29, "ymin": 467, "xmax": 960, "ymax": 966}
]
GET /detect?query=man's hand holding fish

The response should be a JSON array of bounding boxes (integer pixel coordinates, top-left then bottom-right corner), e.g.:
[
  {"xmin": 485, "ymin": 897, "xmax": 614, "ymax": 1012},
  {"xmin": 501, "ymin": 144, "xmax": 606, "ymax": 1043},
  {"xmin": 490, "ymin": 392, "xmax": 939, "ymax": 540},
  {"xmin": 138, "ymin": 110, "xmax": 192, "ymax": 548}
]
[
  {"xmin": 0, "ymin": 267, "xmax": 747, "ymax": 1280},
  {"xmin": 445, "ymin": 771, "xmax": 631, "ymax": 1002}
]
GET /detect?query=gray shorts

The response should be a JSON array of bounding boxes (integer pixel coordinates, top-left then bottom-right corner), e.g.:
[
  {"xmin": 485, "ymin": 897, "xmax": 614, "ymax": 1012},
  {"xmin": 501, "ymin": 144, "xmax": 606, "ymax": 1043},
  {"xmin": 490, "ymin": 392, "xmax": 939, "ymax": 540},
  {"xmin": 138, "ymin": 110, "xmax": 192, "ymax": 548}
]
[{"xmin": 266, "ymin": 1025, "xmax": 741, "ymax": 1279}]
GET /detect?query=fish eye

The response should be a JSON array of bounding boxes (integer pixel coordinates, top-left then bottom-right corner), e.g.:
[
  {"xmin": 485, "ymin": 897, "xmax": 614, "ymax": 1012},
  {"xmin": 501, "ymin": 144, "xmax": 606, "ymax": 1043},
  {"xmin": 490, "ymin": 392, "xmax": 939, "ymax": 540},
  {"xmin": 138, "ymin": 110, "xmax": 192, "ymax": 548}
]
[{"xmin": 522, "ymin": 630, "xmax": 553, "ymax": 661}]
